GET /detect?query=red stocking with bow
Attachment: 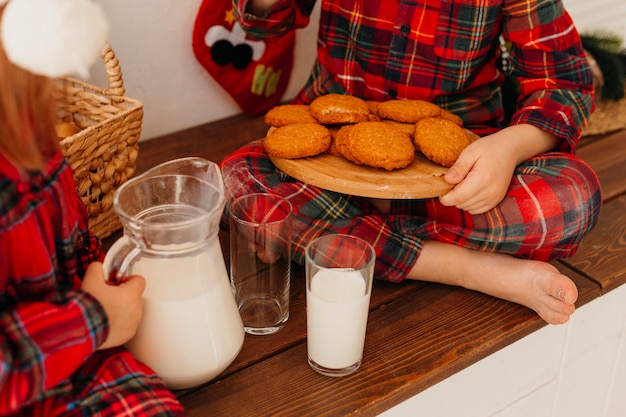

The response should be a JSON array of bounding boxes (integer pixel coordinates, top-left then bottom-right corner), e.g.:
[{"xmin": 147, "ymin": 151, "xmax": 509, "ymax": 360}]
[{"xmin": 192, "ymin": 1, "xmax": 295, "ymax": 116}]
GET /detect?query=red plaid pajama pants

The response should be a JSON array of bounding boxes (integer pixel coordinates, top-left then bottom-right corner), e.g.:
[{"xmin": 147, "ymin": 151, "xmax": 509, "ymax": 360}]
[{"xmin": 221, "ymin": 140, "xmax": 602, "ymax": 283}]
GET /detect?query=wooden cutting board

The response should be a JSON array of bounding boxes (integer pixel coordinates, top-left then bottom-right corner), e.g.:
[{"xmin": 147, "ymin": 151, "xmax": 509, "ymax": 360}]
[{"xmin": 269, "ymin": 152, "xmax": 453, "ymax": 199}]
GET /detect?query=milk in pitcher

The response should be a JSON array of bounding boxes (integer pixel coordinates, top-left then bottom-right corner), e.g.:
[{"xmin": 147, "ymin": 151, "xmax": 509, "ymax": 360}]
[{"xmin": 125, "ymin": 241, "xmax": 244, "ymax": 390}]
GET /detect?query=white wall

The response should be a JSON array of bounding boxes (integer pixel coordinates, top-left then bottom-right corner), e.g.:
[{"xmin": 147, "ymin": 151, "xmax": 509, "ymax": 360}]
[
  {"xmin": 563, "ymin": 0, "xmax": 626, "ymax": 42},
  {"xmin": 87, "ymin": 0, "xmax": 625, "ymax": 141}
]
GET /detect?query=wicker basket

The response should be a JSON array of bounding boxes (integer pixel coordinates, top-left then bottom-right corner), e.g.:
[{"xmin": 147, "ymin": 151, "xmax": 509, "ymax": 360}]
[
  {"xmin": 582, "ymin": 88, "xmax": 626, "ymax": 137},
  {"xmin": 56, "ymin": 43, "xmax": 143, "ymax": 240}
]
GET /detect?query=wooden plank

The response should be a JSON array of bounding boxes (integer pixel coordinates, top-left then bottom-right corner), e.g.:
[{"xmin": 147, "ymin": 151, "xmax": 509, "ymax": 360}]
[
  {"xmin": 173, "ymin": 254, "xmax": 430, "ymax": 398},
  {"xmin": 136, "ymin": 114, "xmax": 267, "ymax": 175},
  {"xmin": 556, "ymin": 261, "xmax": 601, "ymax": 306},
  {"xmin": 178, "ymin": 264, "xmax": 596, "ymax": 417},
  {"xmin": 577, "ymin": 129, "xmax": 626, "ymax": 202},
  {"xmin": 171, "ymin": 245, "xmax": 599, "ymax": 400},
  {"xmin": 560, "ymin": 195, "xmax": 626, "ymax": 292}
]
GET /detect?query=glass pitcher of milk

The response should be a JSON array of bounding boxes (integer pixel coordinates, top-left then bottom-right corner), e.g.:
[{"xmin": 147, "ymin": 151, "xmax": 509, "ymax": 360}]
[{"xmin": 104, "ymin": 157, "xmax": 244, "ymax": 390}]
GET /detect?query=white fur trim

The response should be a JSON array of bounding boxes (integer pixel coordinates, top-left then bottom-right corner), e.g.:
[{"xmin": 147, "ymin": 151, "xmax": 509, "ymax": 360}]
[{"xmin": 1, "ymin": 0, "xmax": 108, "ymax": 78}]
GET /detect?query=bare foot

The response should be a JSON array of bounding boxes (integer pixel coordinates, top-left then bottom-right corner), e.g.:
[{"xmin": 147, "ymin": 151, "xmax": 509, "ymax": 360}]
[{"xmin": 407, "ymin": 240, "xmax": 578, "ymax": 325}]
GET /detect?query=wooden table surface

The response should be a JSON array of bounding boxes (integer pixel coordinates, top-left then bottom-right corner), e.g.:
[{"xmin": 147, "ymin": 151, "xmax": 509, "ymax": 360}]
[{"xmin": 103, "ymin": 116, "xmax": 626, "ymax": 417}]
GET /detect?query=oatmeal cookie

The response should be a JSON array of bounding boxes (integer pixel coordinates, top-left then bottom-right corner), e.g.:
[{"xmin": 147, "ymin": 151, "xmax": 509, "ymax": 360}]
[
  {"xmin": 382, "ymin": 120, "xmax": 416, "ymax": 139},
  {"xmin": 413, "ymin": 117, "xmax": 471, "ymax": 167},
  {"xmin": 439, "ymin": 109, "xmax": 464, "ymax": 126},
  {"xmin": 365, "ymin": 101, "xmax": 382, "ymax": 120},
  {"xmin": 264, "ymin": 122, "xmax": 332, "ymax": 159},
  {"xmin": 333, "ymin": 124, "xmax": 362, "ymax": 164},
  {"xmin": 344, "ymin": 121, "xmax": 415, "ymax": 170},
  {"xmin": 264, "ymin": 104, "xmax": 317, "ymax": 127},
  {"xmin": 309, "ymin": 93, "xmax": 372, "ymax": 124},
  {"xmin": 326, "ymin": 126, "xmax": 343, "ymax": 157},
  {"xmin": 376, "ymin": 99, "xmax": 442, "ymax": 123}
]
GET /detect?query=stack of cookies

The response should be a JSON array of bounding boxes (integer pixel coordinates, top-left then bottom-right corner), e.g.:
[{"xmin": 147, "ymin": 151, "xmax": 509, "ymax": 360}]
[{"xmin": 263, "ymin": 94, "xmax": 472, "ymax": 170}]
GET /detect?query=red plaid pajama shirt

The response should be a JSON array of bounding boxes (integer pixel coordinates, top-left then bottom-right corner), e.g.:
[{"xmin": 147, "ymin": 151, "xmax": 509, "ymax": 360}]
[
  {"xmin": 0, "ymin": 152, "xmax": 185, "ymax": 416},
  {"xmin": 225, "ymin": 0, "xmax": 603, "ymax": 282}
]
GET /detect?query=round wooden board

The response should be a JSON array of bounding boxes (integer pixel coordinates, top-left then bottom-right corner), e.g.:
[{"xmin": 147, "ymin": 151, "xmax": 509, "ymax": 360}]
[{"xmin": 269, "ymin": 152, "xmax": 453, "ymax": 199}]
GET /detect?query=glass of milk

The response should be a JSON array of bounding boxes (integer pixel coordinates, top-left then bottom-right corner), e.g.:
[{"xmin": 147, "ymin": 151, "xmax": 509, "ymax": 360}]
[
  {"xmin": 305, "ymin": 234, "xmax": 375, "ymax": 377},
  {"xmin": 229, "ymin": 193, "xmax": 292, "ymax": 335}
]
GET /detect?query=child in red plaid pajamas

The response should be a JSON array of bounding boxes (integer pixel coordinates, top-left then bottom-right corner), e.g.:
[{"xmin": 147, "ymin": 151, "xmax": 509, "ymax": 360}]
[
  {"xmin": 0, "ymin": 3, "xmax": 185, "ymax": 416},
  {"xmin": 224, "ymin": 0, "xmax": 603, "ymax": 325}
]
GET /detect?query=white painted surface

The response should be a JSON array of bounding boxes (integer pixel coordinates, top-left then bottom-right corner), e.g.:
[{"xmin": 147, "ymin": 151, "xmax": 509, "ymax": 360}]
[
  {"xmin": 83, "ymin": 0, "xmax": 625, "ymax": 141},
  {"xmin": 379, "ymin": 283, "xmax": 626, "ymax": 417}
]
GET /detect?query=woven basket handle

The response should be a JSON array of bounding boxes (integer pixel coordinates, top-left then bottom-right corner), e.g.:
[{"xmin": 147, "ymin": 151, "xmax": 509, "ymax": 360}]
[{"xmin": 100, "ymin": 42, "xmax": 126, "ymax": 99}]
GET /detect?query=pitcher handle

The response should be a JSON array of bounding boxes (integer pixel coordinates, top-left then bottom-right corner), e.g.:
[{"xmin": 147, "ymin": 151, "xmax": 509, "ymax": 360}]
[{"xmin": 104, "ymin": 236, "xmax": 143, "ymax": 285}]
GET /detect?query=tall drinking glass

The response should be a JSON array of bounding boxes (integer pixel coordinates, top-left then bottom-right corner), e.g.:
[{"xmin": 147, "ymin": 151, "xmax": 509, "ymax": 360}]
[
  {"xmin": 305, "ymin": 234, "xmax": 375, "ymax": 377},
  {"xmin": 229, "ymin": 193, "xmax": 292, "ymax": 335}
]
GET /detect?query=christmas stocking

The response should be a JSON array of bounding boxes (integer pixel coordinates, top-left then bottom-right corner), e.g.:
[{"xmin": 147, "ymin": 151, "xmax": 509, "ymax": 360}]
[{"xmin": 192, "ymin": 1, "xmax": 295, "ymax": 116}]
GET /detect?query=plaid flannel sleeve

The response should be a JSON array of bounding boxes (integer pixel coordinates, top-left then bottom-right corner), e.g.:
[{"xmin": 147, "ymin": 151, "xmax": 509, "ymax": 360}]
[
  {"xmin": 74, "ymin": 194, "xmax": 105, "ymax": 279},
  {"xmin": 0, "ymin": 160, "xmax": 108, "ymax": 414},
  {"xmin": 0, "ymin": 291, "xmax": 108, "ymax": 414},
  {"xmin": 504, "ymin": 0, "xmax": 594, "ymax": 151}
]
